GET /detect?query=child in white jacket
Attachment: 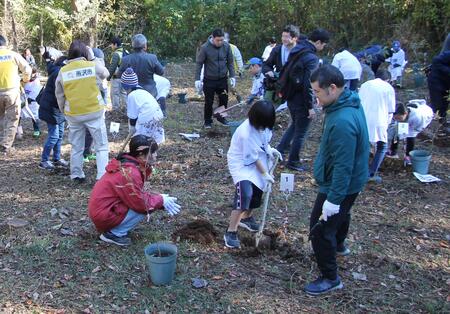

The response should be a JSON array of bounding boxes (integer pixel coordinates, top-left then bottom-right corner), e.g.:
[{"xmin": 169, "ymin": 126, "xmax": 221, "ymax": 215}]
[{"xmin": 224, "ymin": 100, "xmax": 282, "ymax": 249}]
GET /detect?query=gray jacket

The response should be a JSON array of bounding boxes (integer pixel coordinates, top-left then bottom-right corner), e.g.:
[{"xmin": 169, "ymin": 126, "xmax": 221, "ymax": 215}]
[
  {"xmin": 118, "ymin": 50, "xmax": 164, "ymax": 97},
  {"xmin": 195, "ymin": 37, "xmax": 235, "ymax": 81}
]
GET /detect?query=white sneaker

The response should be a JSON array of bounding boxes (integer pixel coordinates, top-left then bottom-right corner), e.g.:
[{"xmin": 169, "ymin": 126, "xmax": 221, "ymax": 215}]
[
  {"xmin": 39, "ymin": 161, "xmax": 55, "ymax": 170},
  {"xmin": 55, "ymin": 159, "xmax": 69, "ymax": 168}
]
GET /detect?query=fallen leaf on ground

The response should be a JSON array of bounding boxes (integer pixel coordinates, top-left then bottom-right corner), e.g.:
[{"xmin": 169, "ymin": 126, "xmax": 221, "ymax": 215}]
[
  {"xmin": 6, "ymin": 218, "xmax": 29, "ymax": 228},
  {"xmin": 192, "ymin": 278, "xmax": 208, "ymax": 288},
  {"xmin": 352, "ymin": 272, "xmax": 367, "ymax": 281},
  {"xmin": 92, "ymin": 266, "xmax": 101, "ymax": 273}
]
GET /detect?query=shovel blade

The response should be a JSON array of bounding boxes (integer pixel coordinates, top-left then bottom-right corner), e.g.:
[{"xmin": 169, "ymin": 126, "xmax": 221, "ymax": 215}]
[{"xmin": 213, "ymin": 106, "xmax": 226, "ymax": 114}]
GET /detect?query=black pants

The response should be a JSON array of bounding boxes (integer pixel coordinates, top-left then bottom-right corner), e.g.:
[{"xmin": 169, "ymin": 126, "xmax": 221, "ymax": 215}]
[
  {"xmin": 390, "ymin": 136, "xmax": 415, "ymax": 156},
  {"xmin": 310, "ymin": 192, "xmax": 359, "ymax": 280},
  {"xmin": 203, "ymin": 78, "xmax": 228, "ymax": 124}
]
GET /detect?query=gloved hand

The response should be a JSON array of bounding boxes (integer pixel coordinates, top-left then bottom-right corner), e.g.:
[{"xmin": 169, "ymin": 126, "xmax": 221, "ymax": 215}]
[
  {"xmin": 321, "ymin": 200, "xmax": 340, "ymax": 221},
  {"xmin": 229, "ymin": 77, "xmax": 236, "ymax": 88},
  {"xmin": 262, "ymin": 172, "xmax": 275, "ymax": 184},
  {"xmin": 162, "ymin": 194, "xmax": 181, "ymax": 216},
  {"xmin": 129, "ymin": 125, "xmax": 136, "ymax": 135},
  {"xmin": 267, "ymin": 146, "xmax": 283, "ymax": 161},
  {"xmin": 195, "ymin": 80, "xmax": 203, "ymax": 92}
]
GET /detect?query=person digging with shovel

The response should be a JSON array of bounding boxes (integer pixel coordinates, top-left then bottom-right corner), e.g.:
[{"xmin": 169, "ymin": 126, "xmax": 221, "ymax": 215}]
[
  {"xmin": 306, "ymin": 65, "xmax": 369, "ymax": 295},
  {"xmin": 224, "ymin": 100, "xmax": 282, "ymax": 249},
  {"xmin": 88, "ymin": 135, "xmax": 181, "ymax": 246}
]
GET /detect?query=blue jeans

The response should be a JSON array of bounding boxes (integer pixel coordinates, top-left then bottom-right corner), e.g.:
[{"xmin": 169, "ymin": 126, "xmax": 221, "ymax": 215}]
[
  {"xmin": 41, "ymin": 121, "xmax": 64, "ymax": 162},
  {"xmin": 369, "ymin": 141, "xmax": 387, "ymax": 176},
  {"xmin": 110, "ymin": 209, "xmax": 145, "ymax": 237},
  {"xmin": 277, "ymin": 104, "xmax": 311, "ymax": 163}
]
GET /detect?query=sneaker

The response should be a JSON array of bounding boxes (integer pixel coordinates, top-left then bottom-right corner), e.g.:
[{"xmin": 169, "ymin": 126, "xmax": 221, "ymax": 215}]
[
  {"xmin": 336, "ymin": 243, "xmax": 351, "ymax": 256},
  {"xmin": 385, "ymin": 151, "xmax": 399, "ymax": 159},
  {"xmin": 33, "ymin": 131, "xmax": 41, "ymax": 138},
  {"xmin": 286, "ymin": 161, "xmax": 308, "ymax": 172},
  {"xmin": 72, "ymin": 177, "xmax": 86, "ymax": 184},
  {"xmin": 223, "ymin": 231, "xmax": 241, "ymax": 249},
  {"xmin": 54, "ymin": 159, "xmax": 69, "ymax": 168},
  {"xmin": 100, "ymin": 231, "xmax": 131, "ymax": 246},
  {"xmin": 239, "ymin": 216, "xmax": 260, "ymax": 232},
  {"xmin": 304, "ymin": 276, "xmax": 343, "ymax": 296},
  {"xmin": 367, "ymin": 175, "xmax": 382, "ymax": 184},
  {"xmin": 215, "ymin": 115, "xmax": 229, "ymax": 125},
  {"xmin": 39, "ymin": 160, "xmax": 55, "ymax": 170},
  {"xmin": 204, "ymin": 122, "xmax": 212, "ymax": 129},
  {"xmin": 404, "ymin": 156, "xmax": 412, "ymax": 166}
]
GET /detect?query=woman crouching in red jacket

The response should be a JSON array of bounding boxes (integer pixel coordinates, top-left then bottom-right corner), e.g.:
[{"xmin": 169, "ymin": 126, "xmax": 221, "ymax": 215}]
[{"xmin": 88, "ymin": 135, "xmax": 181, "ymax": 246}]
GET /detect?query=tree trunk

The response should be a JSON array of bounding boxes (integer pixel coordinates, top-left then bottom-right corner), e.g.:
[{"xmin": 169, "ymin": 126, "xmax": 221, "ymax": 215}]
[
  {"xmin": 9, "ymin": 1, "xmax": 17, "ymax": 50},
  {"xmin": 3, "ymin": 0, "xmax": 7, "ymax": 36}
]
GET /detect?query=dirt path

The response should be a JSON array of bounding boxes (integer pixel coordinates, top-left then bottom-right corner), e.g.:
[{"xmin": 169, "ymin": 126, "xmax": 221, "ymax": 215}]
[{"xmin": 0, "ymin": 63, "xmax": 449, "ymax": 313}]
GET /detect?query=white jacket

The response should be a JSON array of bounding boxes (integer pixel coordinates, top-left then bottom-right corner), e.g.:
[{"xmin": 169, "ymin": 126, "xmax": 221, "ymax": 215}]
[
  {"xmin": 360, "ymin": 78, "xmax": 396, "ymax": 143},
  {"xmin": 332, "ymin": 50, "xmax": 362, "ymax": 80}
]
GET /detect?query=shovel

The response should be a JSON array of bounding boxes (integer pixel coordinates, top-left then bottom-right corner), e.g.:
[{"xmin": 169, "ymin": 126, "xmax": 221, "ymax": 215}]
[
  {"xmin": 213, "ymin": 101, "xmax": 246, "ymax": 119},
  {"xmin": 255, "ymin": 156, "xmax": 279, "ymax": 248},
  {"xmin": 118, "ymin": 133, "xmax": 133, "ymax": 155}
]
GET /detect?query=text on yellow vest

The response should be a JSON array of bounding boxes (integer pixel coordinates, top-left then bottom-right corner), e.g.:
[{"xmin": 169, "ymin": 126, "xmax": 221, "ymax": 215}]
[
  {"xmin": 0, "ymin": 49, "xmax": 19, "ymax": 90},
  {"xmin": 61, "ymin": 60, "xmax": 103, "ymax": 116}
]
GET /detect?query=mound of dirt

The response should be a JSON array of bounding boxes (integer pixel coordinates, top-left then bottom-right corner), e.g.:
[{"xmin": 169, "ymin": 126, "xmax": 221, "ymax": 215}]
[{"xmin": 172, "ymin": 219, "xmax": 219, "ymax": 244}]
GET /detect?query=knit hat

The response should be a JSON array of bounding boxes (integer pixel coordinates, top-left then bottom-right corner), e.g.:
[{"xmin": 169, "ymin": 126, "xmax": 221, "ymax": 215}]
[{"xmin": 121, "ymin": 68, "xmax": 139, "ymax": 89}]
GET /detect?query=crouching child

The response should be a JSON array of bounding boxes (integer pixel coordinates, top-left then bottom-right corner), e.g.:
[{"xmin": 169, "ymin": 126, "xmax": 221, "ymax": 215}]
[
  {"xmin": 224, "ymin": 100, "xmax": 282, "ymax": 248},
  {"xmin": 88, "ymin": 135, "xmax": 181, "ymax": 246}
]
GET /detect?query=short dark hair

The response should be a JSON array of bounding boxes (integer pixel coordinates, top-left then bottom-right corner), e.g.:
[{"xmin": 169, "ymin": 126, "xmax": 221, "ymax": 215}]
[
  {"xmin": 248, "ymin": 100, "xmax": 276, "ymax": 130},
  {"xmin": 310, "ymin": 65, "xmax": 345, "ymax": 88},
  {"xmin": 212, "ymin": 28, "xmax": 225, "ymax": 38},
  {"xmin": 269, "ymin": 37, "xmax": 277, "ymax": 44},
  {"xmin": 111, "ymin": 37, "xmax": 122, "ymax": 47},
  {"xmin": 128, "ymin": 135, "xmax": 158, "ymax": 158},
  {"xmin": 0, "ymin": 35, "xmax": 6, "ymax": 46},
  {"xmin": 394, "ymin": 102, "xmax": 408, "ymax": 116},
  {"xmin": 309, "ymin": 28, "xmax": 330, "ymax": 43},
  {"xmin": 375, "ymin": 69, "xmax": 391, "ymax": 81},
  {"xmin": 282, "ymin": 25, "xmax": 300, "ymax": 39},
  {"xmin": 68, "ymin": 40, "xmax": 88, "ymax": 60}
]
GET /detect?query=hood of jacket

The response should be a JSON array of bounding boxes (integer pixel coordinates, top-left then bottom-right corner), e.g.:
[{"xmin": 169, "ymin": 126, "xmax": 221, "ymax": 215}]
[
  {"xmin": 105, "ymin": 154, "xmax": 153, "ymax": 178},
  {"xmin": 323, "ymin": 89, "xmax": 361, "ymax": 114},
  {"xmin": 290, "ymin": 40, "xmax": 316, "ymax": 56}
]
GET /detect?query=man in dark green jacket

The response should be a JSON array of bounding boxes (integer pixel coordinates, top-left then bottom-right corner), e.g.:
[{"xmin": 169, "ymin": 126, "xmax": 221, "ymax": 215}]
[{"xmin": 305, "ymin": 65, "xmax": 369, "ymax": 296}]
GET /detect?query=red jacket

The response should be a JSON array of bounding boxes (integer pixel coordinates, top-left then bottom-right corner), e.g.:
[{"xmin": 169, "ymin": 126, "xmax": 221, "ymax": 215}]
[{"xmin": 88, "ymin": 155, "xmax": 164, "ymax": 232}]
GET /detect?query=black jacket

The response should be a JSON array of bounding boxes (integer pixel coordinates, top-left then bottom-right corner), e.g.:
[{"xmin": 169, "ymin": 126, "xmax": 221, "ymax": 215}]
[
  {"xmin": 38, "ymin": 61, "xmax": 65, "ymax": 125},
  {"xmin": 262, "ymin": 45, "xmax": 283, "ymax": 74},
  {"xmin": 195, "ymin": 36, "xmax": 235, "ymax": 81},
  {"xmin": 428, "ymin": 51, "xmax": 450, "ymax": 92},
  {"xmin": 279, "ymin": 40, "xmax": 319, "ymax": 110}
]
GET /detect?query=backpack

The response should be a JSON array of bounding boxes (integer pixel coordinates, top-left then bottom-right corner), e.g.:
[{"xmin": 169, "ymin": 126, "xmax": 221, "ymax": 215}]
[{"xmin": 277, "ymin": 50, "xmax": 309, "ymax": 102}]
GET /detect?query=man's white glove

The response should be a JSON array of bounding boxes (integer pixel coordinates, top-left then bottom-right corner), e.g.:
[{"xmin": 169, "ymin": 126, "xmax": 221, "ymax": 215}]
[
  {"xmin": 162, "ymin": 194, "xmax": 181, "ymax": 216},
  {"xmin": 322, "ymin": 200, "xmax": 340, "ymax": 221},
  {"xmin": 128, "ymin": 125, "xmax": 136, "ymax": 136},
  {"xmin": 267, "ymin": 146, "xmax": 283, "ymax": 161},
  {"xmin": 195, "ymin": 80, "xmax": 203, "ymax": 92},
  {"xmin": 262, "ymin": 172, "xmax": 275, "ymax": 184},
  {"xmin": 229, "ymin": 77, "xmax": 236, "ymax": 88}
]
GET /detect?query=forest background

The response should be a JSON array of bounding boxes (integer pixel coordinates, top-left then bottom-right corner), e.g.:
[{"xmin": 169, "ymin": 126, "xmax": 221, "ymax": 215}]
[{"xmin": 2, "ymin": 0, "xmax": 449, "ymax": 64}]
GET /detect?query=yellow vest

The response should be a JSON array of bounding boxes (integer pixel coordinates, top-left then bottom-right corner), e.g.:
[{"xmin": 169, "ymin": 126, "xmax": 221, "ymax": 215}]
[
  {"xmin": 0, "ymin": 49, "xmax": 19, "ymax": 89},
  {"xmin": 230, "ymin": 44, "xmax": 239, "ymax": 75},
  {"xmin": 60, "ymin": 60, "xmax": 102, "ymax": 116}
]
